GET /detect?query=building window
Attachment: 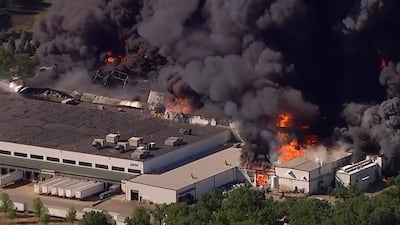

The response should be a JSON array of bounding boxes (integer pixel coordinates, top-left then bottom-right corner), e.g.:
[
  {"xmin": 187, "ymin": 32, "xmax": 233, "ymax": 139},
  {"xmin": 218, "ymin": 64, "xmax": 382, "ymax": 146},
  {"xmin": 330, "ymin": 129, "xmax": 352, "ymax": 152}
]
[
  {"xmin": 0, "ymin": 150, "xmax": 11, "ymax": 155},
  {"xmin": 47, "ymin": 157, "xmax": 59, "ymax": 162},
  {"xmin": 79, "ymin": 161, "xmax": 92, "ymax": 167},
  {"xmin": 30, "ymin": 154, "xmax": 43, "ymax": 160},
  {"xmin": 14, "ymin": 152, "xmax": 27, "ymax": 157},
  {"xmin": 62, "ymin": 159, "xmax": 76, "ymax": 165},
  {"xmin": 111, "ymin": 166, "xmax": 125, "ymax": 172},
  {"xmin": 95, "ymin": 164, "xmax": 108, "ymax": 170},
  {"xmin": 128, "ymin": 169, "xmax": 141, "ymax": 174}
]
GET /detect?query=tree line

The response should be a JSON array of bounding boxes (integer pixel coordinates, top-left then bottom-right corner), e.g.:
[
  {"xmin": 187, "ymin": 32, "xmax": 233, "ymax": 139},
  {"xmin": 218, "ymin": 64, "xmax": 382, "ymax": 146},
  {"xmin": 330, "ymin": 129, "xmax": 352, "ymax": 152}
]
[{"xmin": 2, "ymin": 183, "xmax": 400, "ymax": 225}]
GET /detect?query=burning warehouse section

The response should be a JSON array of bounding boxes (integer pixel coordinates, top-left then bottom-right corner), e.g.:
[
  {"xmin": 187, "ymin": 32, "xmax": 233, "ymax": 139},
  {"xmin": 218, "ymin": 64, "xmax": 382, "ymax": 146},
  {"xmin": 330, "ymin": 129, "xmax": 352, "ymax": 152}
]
[{"xmin": 3, "ymin": 0, "xmax": 400, "ymax": 203}]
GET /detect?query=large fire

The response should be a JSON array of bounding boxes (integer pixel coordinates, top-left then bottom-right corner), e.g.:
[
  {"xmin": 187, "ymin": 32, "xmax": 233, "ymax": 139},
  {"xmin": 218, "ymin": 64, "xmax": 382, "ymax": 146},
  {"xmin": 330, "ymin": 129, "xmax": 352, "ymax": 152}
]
[
  {"xmin": 276, "ymin": 112, "xmax": 317, "ymax": 163},
  {"xmin": 105, "ymin": 51, "xmax": 126, "ymax": 64},
  {"xmin": 165, "ymin": 98, "xmax": 193, "ymax": 114}
]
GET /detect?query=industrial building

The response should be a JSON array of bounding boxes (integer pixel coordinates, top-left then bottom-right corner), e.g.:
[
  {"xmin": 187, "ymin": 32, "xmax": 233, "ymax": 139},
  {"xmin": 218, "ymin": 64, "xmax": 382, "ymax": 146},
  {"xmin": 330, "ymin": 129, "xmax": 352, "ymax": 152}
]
[
  {"xmin": 274, "ymin": 151, "xmax": 352, "ymax": 194},
  {"xmin": 124, "ymin": 147, "xmax": 242, "ymax": 204},
  {"xmin": 0, "ymin": 93, "xmax": 231, "ymax": 186},
  {"xmin": 335, "ymin": 156, "xmax": 382, "ymax": 190}
]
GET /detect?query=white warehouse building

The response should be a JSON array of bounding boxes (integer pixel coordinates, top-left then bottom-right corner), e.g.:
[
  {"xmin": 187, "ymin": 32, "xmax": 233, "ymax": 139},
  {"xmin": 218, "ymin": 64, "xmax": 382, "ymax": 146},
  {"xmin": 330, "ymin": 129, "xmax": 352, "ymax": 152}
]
[
  {"xmin": 274, "ymin": 151, "xmax": 352, "ymax": 194},
  {"xmin": 0, "ymin": 93, "xmax": 231, "ymax": 185},
  {"xmin": 335, "ymin": 156, "xmax": 382, "ymax": 190},
  {"xmin": 125, "ymin": 147, "xmax": 242, "ymax": 204}
]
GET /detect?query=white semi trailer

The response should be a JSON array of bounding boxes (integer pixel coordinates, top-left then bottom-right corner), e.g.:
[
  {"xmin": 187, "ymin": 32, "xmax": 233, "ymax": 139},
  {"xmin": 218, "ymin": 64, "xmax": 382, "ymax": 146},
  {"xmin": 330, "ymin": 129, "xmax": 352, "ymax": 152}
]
[
  {"xmin": 57, "ymin": 180, "xmax": 82, "ymax": 197},
  {"xmin": 75, "ymin": 182, "xmax": 104, "ymax": 199},
  {"xmin": 34, "ymin": 177, "xmax": 63, "ymax": 194},
  {"xmin": 66, "ymin": 181, "xmax": 95, "ymax": 198},
  {"xmin": 0, "ymin": 170, "xmax": 23, "ymax": 186},
  {"xmin": 42, "ymin": 178, "xmax": 70, "ymax": 194},
  {"xmin": 50, "ymin": 179, "xmax": 72, "ymax": 196}
]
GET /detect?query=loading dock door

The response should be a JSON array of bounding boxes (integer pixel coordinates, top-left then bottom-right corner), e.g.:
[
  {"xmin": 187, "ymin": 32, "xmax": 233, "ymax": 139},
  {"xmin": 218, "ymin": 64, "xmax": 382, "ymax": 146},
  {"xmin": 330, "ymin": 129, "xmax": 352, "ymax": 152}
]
[{"xmin": 130, "ymin": 190, "xmax": 139, "ymax": 201}]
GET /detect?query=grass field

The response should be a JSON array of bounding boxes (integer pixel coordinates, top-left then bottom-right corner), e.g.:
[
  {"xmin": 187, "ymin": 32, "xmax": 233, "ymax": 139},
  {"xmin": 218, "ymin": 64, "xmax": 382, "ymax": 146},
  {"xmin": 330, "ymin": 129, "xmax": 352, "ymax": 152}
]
[{"xmin": 0, "ymin": 212, "xmax": 71, "ymax": 225}]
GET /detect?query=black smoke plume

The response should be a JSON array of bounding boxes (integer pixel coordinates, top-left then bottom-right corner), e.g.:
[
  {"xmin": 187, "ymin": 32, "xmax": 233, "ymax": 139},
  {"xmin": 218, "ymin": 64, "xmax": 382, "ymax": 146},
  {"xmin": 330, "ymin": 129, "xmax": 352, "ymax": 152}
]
[
  {"xmin": 336, "ymin": 62, "xmax": 400, "ymax": 173},
  {"xmin": 33, "ymin": 0, "xmax": 400, "ymax": 167}
]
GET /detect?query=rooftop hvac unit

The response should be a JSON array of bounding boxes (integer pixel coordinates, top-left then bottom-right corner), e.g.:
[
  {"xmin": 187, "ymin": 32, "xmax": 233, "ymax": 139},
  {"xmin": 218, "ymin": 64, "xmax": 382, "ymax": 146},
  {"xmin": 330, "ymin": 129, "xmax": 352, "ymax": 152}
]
[
  {"xmin": 131, "ymin": 150, "xmax": 151, "ymax": 160},
  {"xmin": 92, "ymin": 139, "xmax": 105, "ymax": 149},
  {"xmin": 164, "ymin": 137, "xmax": 184, "ymax": 147},
  {"xmin": 115, "ymin": 142, "xmax": 132, "ymax": 153},
  {"xmin": 179, "ymin": 128, "xmax": 192, "ymax": 135},
  {"xmin": 128, "ymin": 137, "xmax": 143, "ymax": 147},
  {"xmin": 106, "ymin": 133, "xmax": 120, "ymax": 144}
]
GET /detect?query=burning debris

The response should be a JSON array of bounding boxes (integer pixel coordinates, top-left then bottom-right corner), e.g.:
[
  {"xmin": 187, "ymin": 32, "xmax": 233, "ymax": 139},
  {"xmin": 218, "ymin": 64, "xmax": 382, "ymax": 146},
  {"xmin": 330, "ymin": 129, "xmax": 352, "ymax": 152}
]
[{"xmin": 29, "ymin": 0, "xmax": 400, "ymax": 172}]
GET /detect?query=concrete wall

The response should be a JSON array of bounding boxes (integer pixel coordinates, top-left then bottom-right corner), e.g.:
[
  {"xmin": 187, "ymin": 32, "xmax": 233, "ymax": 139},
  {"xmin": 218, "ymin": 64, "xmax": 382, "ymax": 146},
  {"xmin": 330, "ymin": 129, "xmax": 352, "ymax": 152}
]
[
  {"xmin": 143, "ymin": 131, "xmax": 231, "ymax": 173},
  {"xmin": 215, "ymin": 169, "xmax": 236, "ymax": 187},
  {"xmin": 125, "ymin": 182, "xmax": 177, "ymax": 204},
  {"xmin": 0, "ymin": 141, "xmax": 144, "ymax": 174}
]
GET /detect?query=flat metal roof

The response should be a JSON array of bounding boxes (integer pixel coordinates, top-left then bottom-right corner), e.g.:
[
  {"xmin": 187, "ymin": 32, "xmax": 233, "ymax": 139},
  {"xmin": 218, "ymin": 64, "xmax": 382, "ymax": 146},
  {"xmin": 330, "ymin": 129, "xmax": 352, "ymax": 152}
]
[
  {"xmin": 275, "ymin": 150, "xmax": 352, "ymax": 172},
  {"xmin": 0, "ymin": 155, "xmax": 135, "ymax": 182},
  {"xmin": 0, "ymin": 92, "xmax": 226, "ymax": 161},
  {"xmin": 128, "ymin": 146, "xmax": 241, "ymax": 191}
]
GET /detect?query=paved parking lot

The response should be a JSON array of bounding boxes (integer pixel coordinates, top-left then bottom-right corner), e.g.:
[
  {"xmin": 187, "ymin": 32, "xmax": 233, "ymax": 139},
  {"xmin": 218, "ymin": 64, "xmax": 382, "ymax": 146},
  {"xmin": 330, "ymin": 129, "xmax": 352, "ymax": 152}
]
[
  {"xmin": 1, "ymin": 181, "xmax": 93, "ymax": 210},
  {"xmin": 0, "ymin": 181, "xmax": 153, "ymax": 217}
]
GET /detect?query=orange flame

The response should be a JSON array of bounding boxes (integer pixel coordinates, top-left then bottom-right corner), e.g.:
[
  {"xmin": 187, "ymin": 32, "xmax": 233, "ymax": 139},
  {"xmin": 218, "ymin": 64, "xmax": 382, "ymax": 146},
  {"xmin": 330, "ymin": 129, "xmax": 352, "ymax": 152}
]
[
  {"xmin": 277, "ymin": 112, "xmax": 293, "ymax": 128},
  {"xmin": 165, "ymin": 98, "xmax": 193, "ymax": 114},
  {"xmin": 104, "ymin": 51, "xmax": 126, "ymax": 64},
  {"xmin": 256, "ymin": 173, "xmax": 268, "ymax": 187},
  {"xmin": 276, "ymin": 112, "xmax": 318, "ymax": 163}
]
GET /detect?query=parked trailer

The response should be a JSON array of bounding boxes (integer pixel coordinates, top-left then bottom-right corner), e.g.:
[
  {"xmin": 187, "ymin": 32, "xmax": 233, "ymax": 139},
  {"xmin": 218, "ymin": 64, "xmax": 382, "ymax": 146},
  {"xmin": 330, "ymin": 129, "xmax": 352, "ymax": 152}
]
[
  {"xmin": 50, "ymin": 179, "xmax": 72, "ymax": 196},
  {"xmin": 34, "ymin": 177, "xmax": 62, "ymax": 193},
  {"xmin": 35, "ymin": 177, "xmax": 63, "ymax": 194},
  {"xmin": 75, "ymin": 182, "xmax": 104, "ymax": 199},
  {"xmin": 57, "ymin": 180, "xmax": 82, "ymax": 197},
  {"xmin": 42, "ymin": 178, "xmax": 70, "ymax": 194},
  {"xmin": 0, "ymin": 201, "xmax": 27, "ymax": 212},
  {"xmin": 66, "ymin": 181, "xmax": 95, "ymax": 198},
  {"xmin": 0, "ymin": 170, "xmax": 23, "ymax": 186}
]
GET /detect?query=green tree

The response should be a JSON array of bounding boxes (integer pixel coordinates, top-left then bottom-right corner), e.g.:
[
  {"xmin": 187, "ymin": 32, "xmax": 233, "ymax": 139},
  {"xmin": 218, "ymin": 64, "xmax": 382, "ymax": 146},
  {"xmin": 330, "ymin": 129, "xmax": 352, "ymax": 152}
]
[
  {"xmin": 151, "ymin": 204, "xmax": 166, "ymax": 225},
  {"xmin": 66, "ymin": 206, "xmax": 77, "ymax": 224},
  {"xmin": 80, "ymin": 211, "xmax": 111, "ymax": 225},
  {"xmin": 288, "ymin": 198, "xmax": 333, "ymax": 225},
  {"xmin": 0, "ymin": 192, "xmax": 17, "ymax": 223},
  {"xmin": 163, "ymin": 203, "xmax": 191, "ymax": 225},
  {"xmin": 40, "ymin": 207, "xmax": 50, "ymax": 225},
  {"xmin": 32, "ymin": 197, "xmax": 44, "ymax": 221},
  {"xmin": 332, "ymin": 186, "xmax": 362, "ymax": 200},
  {"xmin": 0, "ymin": 192, "xmax": 13, "ymax": 212},
  {"xmin": 7, "ymin": 206, "xmax": 17, "ymax": 224},
  {"xmin": 125, "ymin": 207, "xmax": 151, "ymax": 225},
  {"xmin": 217, "ymin": 188, "xmax": 266, "ymax": 224},
  {"xmin": 0, "ymin": 46, "xmax": 15, "ymax": 75}
]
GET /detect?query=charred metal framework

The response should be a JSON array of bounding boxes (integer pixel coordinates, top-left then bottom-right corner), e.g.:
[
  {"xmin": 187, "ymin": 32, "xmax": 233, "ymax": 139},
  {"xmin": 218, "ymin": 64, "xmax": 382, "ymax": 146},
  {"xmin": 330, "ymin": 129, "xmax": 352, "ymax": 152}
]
[{"xmin": 91, "ymin": 70, "xmax": 130, "ymax": 90}]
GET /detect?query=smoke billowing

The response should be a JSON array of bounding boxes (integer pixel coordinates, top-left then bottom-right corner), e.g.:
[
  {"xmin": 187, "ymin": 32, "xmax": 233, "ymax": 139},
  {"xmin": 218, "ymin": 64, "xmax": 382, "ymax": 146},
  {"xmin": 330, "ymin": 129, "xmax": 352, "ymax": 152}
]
[
  {"xmin": 336, "ymin": 62, "xmax": 400, "ymax": 172},
  {"xmin": 32, "ymin": 0, "xmax": 400, "ymax": 168}
]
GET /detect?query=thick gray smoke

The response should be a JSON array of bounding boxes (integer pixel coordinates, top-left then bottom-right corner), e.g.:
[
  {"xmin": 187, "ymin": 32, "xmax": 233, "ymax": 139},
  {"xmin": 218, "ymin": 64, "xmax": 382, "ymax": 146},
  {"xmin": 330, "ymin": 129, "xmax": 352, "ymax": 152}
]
[
  {"xmin": 33, "ymin": 0, "xmax": 321, "ymax": 165},
  {"xmin": 337, "ymin": 62, "xmax": 400, "ymax": 172},
  {"xmin": 342, "ymin": 0, "xmax": 383, "ymax": 32}
]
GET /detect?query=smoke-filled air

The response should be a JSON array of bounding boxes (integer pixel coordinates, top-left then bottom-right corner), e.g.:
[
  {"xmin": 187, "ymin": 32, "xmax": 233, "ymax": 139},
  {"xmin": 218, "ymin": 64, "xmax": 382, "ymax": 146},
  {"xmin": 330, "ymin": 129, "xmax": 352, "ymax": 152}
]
[{"xmin": 32, "ymin": 0, "xmax": 400, "ymax": 171}]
